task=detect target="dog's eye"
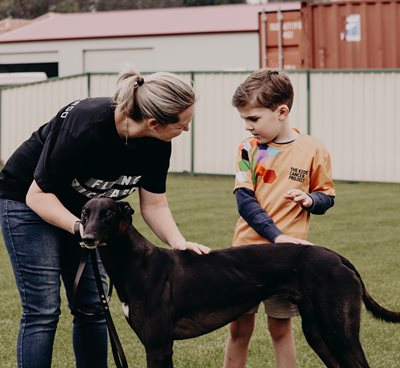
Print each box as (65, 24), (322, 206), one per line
(103, 210), (113, 218)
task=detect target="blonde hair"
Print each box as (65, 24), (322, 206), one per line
(113, 69), (195, 125)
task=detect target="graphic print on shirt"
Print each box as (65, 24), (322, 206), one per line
(71, 175), (141, 199)
(236, 139), (280, 186)
(288, 167), (309, 183)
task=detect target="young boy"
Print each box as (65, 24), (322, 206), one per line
(223, 69), (336, 368)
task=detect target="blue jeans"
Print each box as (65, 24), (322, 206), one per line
(0, 199), (108, 368)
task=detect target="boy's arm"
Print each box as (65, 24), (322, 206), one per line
(306, 192), (335, 215)
(235, 187), (282, 243)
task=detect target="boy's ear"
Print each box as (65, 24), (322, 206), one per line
(277, 105), (289, 119)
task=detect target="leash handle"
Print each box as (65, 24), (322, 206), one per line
(90, 250), (129, 368)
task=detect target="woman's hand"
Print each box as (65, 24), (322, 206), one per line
(274, 234), (313, 245)
(171, 240), (211, 255)
(284, 189), (313, 208)
(26, 180), (80, 234)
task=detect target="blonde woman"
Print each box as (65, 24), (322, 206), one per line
(0, 69), (210, 368)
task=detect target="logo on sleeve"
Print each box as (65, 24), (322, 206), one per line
(60, 100), (81, 118)
(288, 167), (309, 182)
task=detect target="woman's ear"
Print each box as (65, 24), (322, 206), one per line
(147, 118), (159, 131)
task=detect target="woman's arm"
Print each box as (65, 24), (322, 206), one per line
(139, 188), (210, 254)
(26, 180), (80, 234)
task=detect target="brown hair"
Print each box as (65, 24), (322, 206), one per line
(232, 69), (294, 111)
(113, 69), (195, 125)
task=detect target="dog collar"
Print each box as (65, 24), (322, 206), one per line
(74, 220), (82, 240)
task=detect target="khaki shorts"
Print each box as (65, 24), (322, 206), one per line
(246, 294), (299, 319)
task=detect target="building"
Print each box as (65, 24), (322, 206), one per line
(0, 3), (300, 77)
(0, 18), (32, 34)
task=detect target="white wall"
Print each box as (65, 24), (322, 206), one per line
(0, 33), (260, 77)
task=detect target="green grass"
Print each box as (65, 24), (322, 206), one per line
(1, 174), (400, 367)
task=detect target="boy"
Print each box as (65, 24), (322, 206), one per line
(223, 69), (335, 368)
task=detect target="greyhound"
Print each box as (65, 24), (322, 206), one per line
(80, 197), (400, 368)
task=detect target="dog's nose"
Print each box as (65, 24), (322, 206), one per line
(82, 233), (96, 246)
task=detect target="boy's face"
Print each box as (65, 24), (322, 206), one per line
(238, 104), (289, 144)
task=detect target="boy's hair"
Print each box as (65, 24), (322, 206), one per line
(114, 69), (195, 125)
(232, 69), (294, 111)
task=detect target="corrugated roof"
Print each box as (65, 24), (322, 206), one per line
(0, 2), (300, 43)
(0, 18), (32, 34)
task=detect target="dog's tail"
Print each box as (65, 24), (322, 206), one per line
(339, 255), (400, 323)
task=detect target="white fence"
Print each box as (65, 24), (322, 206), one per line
(1, 70), (399, 183)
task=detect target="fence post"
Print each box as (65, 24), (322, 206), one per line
(190, 71), (195, 176)
(0, 88), (2, 165)
(306, 69), (311, 135)
(87, 73), (91, 98)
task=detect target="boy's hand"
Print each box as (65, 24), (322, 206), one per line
(274, 234), (313, 245)
(284, 189), (313, 208)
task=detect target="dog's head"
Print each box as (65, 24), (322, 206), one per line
(80, 198), (134, 248)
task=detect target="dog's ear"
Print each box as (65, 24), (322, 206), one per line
(117, 201), (134, 224)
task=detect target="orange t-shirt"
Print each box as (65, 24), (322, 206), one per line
(232, 132), (335, 246)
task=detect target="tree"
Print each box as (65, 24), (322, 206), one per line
(6, 0), (50, 18)
(0, 0), (245, 19)
(184, 0), (245, 5)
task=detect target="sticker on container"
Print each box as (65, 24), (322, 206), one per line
(341, 14), (361, 42)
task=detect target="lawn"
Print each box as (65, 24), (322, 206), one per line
(1, 174), (399, 367)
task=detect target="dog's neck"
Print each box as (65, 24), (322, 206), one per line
(98, 221), (158, 303)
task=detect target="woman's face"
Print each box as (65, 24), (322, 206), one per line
(154, 105), (194, 142)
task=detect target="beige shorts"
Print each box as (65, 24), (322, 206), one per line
(246, 294), (299, 319)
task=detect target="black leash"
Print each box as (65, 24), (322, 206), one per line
(73, 248), (128, 368)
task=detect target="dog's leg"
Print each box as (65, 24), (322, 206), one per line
(299, 302), (341, 368)
(319, 308), (370, 368)
(136, 307), (175, 368)
(145, 341), (174, 368)
(309, 285), (370, 368)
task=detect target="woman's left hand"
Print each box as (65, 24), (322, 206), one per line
(171, 241), (212, 255)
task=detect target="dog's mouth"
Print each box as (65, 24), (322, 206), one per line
(80, 234), (107, 249)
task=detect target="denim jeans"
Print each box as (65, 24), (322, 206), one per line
(0, 198), (108, 368)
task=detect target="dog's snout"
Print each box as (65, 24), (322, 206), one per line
(82, 233), (96, 245)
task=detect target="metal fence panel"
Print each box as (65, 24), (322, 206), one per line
(89, 73), (118, 97)
(0, 76), (88, 162)
(193, 72), (249, 175)
(1, 71), (399, 183)
(310, 71), (400, 183)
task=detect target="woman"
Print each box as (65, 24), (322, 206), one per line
(0, 69), (210, 368)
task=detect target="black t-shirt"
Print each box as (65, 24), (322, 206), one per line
(0, 97), (171, 216)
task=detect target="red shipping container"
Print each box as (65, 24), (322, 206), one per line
(259, 9), (303, 69)
(259, 0), (400, 70)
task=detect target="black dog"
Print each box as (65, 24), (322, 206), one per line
(80, 197), (400, 368)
